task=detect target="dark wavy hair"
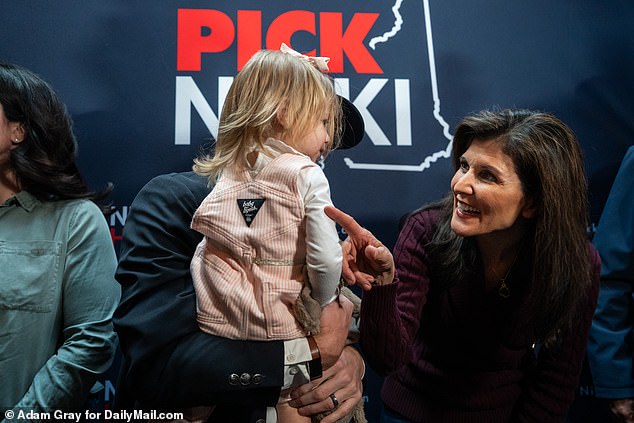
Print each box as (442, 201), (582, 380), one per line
(429, 108), (592, 344)
(0, 63), (112, 209)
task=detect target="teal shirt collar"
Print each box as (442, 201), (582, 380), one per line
(10, 191), (40, 211)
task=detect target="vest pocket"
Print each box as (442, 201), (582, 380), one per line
(192, 249), (229, 325)
(261, 266), (305, 338)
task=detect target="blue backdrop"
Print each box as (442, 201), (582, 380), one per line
(2, 1), (632, 421)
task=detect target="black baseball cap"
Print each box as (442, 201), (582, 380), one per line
(336, 96), (365, 150)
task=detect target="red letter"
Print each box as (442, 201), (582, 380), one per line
(237, 10), (263, 70)
(320, 12), (382, 74)
(110, 228), (123, 244)
(177, 9), (235, 71)
(266, 11), (317, 57)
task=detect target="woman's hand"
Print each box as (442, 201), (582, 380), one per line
(288, 346), (365, 423)
(325, 205), (395, 290)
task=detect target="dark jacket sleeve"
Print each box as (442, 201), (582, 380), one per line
(113, 172), (284, 409)
(587, 146), (634, 398)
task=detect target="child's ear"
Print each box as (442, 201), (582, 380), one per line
(276, 107), (288, 129)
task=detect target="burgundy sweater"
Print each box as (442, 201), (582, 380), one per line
(360, 207), (600, 423)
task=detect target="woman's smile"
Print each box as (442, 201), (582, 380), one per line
(455, 200), (481, 217)
(450, 138), (535, 242)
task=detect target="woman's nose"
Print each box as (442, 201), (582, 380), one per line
(452, 170), (474, 195)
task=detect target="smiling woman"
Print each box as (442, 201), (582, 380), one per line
(451, 138), (535, 244)
(326, 108), (601, 423)
(450, 137), (538, 294)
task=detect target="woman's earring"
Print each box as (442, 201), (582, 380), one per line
(11, 138), (21, 144)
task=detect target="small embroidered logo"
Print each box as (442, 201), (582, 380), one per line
(237, 198), (265, 226)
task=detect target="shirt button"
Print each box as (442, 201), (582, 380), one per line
(289, 366), (299, 375)
(287, 353), (296, 362)
(256, 420), (265, 423)
(229, 373), (240, 385)
(252, 374), (263, 384)
(240, 373), (252, 385)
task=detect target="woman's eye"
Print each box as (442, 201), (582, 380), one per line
(479, 171), (497, 182)
(459, 161), (469, 172)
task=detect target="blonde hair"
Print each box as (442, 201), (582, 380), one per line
(193, 49), (342, 181)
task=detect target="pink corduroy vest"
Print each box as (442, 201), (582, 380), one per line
(191, 153), (317, 340)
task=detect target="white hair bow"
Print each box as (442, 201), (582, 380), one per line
(280, 43), (330, 72)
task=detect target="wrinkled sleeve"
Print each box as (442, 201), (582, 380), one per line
(300, 165), (342, 306)
(113, 173), (284, 408)
(359, 210), (434, 375)
(13, 201), (119, 413)
(587, 146), (634, 399)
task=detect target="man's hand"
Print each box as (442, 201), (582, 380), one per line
(289, 347), (365, 423)
(609, 398), (634, 423)
(325, 205), (395, 290)
(313, 295), (353, 369)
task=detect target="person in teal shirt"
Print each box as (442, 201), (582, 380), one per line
(0, 63), (120, 417)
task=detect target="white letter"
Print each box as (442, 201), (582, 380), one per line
(174, 76), (219, 145)
(395, 79), (412, 146)
(109, 206), (128, 227)
(335, 77), (390, 146)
